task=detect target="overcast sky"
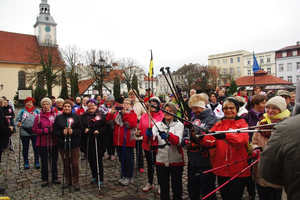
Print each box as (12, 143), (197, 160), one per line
(1, 0), (300, 75)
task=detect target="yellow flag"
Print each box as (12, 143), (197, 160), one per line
(149, 50), (153, 78)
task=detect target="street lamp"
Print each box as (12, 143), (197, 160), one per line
(201, 69), (206, 93)
(92, 58), (112, 97)
(0, 84), (3, 90)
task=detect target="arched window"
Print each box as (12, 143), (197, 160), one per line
(45, 34), (51, 44)
(18, 71), (26, 88)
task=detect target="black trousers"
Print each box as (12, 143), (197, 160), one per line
(144, 149), (156, 185)
(187, 164), (217, 200)
(256, 184), (282, 200)
(156, 165), (183, 200)
(106, 128), (115, 156)
(88, 152), (104, 182)
(135, 140), (144, 169)
(37, 146), (59, 182)
(217, 176), (247, 200)
(246, 158), (256, 198)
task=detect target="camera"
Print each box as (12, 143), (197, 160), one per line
(116, 106), (123, 110)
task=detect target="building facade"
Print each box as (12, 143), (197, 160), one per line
(208, 50), (251, 85)
(243, 51), (276, 76)
(276, 41), (300, 86)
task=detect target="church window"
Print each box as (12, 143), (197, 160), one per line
(18, 71), (26, 88)
(45, 34), (51, 44)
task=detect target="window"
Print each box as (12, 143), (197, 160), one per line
(18, 71), (26, 88)
(267, 68), (271, 74)
(297, 62), (300, 70)
(260, 58), (264, 64)
(288, 76), (292, 82)
(178, 76), (181, 80)
(145, 83), (147, 88)
(267, 57), (271, 63)
(279, 64), (284, 72)
(297, 75), (300, 82)
(237, 57), (240, 63)
(279, 76), (284, 79)
(287, 63), (292, 71)
(282, 52), (287, 57)
(237, 67), (241, 74)
(261, 68), (264, 71)
(160, 87), (162, 92)
(223, 80), (228, 85)
(223, 59), (227, 64)
(37, 72), (44, 89)
(230, 68), (234, 75)
(217, 60), (220, 65)
(247, 70), (251, 76)
(174, 76), (177, 81)
(247, 60), (251, 65)
(218, 69), (220, 74)
(211, 61), (214, 66)
(292, 51), (298, 56)
(223, 68), (227, 75)
(230, 58), (233, 64)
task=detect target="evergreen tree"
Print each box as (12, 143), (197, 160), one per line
(227, 80), (238, 96)
(113, 77), (120, 99)
(33, 86), (47, 107)
(132, 74), (139, 94)
(60, 69), (68, 99)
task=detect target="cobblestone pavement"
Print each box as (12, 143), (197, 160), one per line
(0, 111), (255, 199)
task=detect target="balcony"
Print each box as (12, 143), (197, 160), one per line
(220, 74), (230, 79)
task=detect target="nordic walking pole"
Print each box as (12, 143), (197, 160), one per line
(5, 137), (10, 181)
(201, 159), (259, 200)
(95, 134), (101, 193)
(86, 136), (89, 180)
(48, 126), (53, 187)
(11, 137), (23, 187)
(62, 135), (67, 196)
(46, 129), (50, 187)
(68, 132), (71, 194)
(19, 128), (21, 172)
(121, 126), (127, 179)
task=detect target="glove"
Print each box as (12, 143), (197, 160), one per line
(146, 128), (153, 137)
(183, 121), (192, 129)
(94, 133), (99, 138)
(159, 131), (170, 140)
(43, 128), (49, 134)
(213, 133), (226, 140)
(252, 147), (263, 157)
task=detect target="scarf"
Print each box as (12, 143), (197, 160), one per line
(115, 107), (136, 141)
(260, 109), (290, 124)
(25, 106), (36, 113)
(86, 110), (102, 127)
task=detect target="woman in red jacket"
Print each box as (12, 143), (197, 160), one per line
(106, 97), (137, 186)
(202, 98), (251, 200)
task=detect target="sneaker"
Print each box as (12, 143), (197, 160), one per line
(62, 182), (72, 189)
(142, 183), (154, 192)
(139, 168), (144, 173)
(35, 162), (40, 169)
(24, 162), (29, 170)
(157, 185), (161, 195)
(90, 178), (97, 184)
(52, 180), (61, 184)
(74, 183), (80, 191)
(98, 181), (104, 187)
(118, 177), (125, 183)
(111, 155), (116, 161)
(41, 181), (48, 187)
(121, 178), (133, 186)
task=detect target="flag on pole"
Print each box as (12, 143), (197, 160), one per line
(253, 52), (260, 73)
(149, 50), (153, 78)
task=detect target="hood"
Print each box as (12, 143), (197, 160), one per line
(194, 108), (213, 119)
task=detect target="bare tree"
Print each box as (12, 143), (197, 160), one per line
(177, 64), (201, 92)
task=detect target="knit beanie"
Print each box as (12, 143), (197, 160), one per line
(41, 97), (52, 106)
(63, 100), (74, 108)
(224, 98), (240, 112)
(24, 97), (35, 105)
(188, 94), (206, 109)
(163, 102), (178, 114)
(86, 98), (97, 105)
(107, 94), (115, 101)
(115, 96), (124, 104)
(266, 96), (286, 112)
(149, 97), (161, 107)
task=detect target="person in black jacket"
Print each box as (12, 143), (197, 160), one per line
(80, 98), (108, 187)
(182, 94), (218, 200)
(52, 100), (84, 191)
(0, 97), (13, 194)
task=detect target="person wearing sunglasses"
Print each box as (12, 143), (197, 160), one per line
(251, 96), (290, 200)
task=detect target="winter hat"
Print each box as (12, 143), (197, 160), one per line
(224, 97), (240, 112)
(86, 98), (97, 105)
(103, 94), (108, 97)
(63, 100), (74, 107)
(41, 97), (52, 106)
(107, 94), (115, 101)
(56, 98), (64, 103)
(116, 96), (124, 104)
(277, 90), (291, 97)
(235, 96), (246, 107)
(163, 102), (178, 114)
(149, 96), (161, 106)
(266, 96), (286, 112)
(24, 97), (35, 105)
(188, 94), (206, 109)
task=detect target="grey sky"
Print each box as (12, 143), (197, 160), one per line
(1, 0), (300, 75)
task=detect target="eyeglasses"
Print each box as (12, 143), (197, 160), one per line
(266, 106), (279, 110)
(123, 102), (131, 105)
(223, 107), (236, 110)
(129, 94), (135, 96)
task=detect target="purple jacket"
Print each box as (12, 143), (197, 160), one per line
(242, 108), (264, 142)
(32, 109), (58, 146)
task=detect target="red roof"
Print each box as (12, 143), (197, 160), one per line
(103, 70), (125, 81)
(223, 70), (293, 87)
(144, 75), (157, 81)
(0, 30), (64, 65)
(277, 43), (300, 51)
(78, 79), (95, 95)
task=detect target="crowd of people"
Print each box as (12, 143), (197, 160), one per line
(0, 84), (299, 199)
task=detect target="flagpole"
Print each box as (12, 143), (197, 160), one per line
(253, 52), (256, 95)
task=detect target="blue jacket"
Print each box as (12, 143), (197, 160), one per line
(16, 108), (40, 136)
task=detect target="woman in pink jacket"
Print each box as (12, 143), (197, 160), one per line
(32, 98), (61, 187)
(106, 97), (137, 186)
(138, 97), (164, 192)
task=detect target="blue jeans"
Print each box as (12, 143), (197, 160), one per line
(116, 146), (134, 179)
(21, 135), (39, 163)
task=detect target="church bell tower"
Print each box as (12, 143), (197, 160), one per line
(33, 0), (57, 46)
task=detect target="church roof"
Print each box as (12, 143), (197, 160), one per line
(0, 30), (64, 65)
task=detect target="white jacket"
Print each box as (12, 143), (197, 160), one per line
(207, 103), (224, 120)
